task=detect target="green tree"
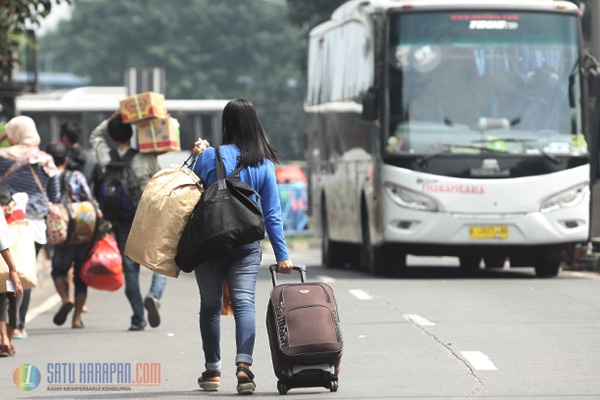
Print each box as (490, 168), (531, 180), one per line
(285, 0), (347, 77)
(286, 0), (347, 34)
(1, 0), (71, 118)
(1, 0), (72, 81)
(40, 0), (305, 159)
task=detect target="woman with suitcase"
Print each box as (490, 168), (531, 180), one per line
(190, 98), (293, 394)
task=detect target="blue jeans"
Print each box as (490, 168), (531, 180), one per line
(113, 224), (167, 327)
(194, 242), (262, 371)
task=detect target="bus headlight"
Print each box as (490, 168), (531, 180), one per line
(384, 182), (438, 211)
(540, 183), (587, 213)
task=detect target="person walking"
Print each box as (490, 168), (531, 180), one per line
(190, 98), (293, 394)
(45, 142), (95, 329)
(0, 116), (60, 339)
(0, 190), (24, 357)
(89, 112), (166, 331)
(59, 121), (100, 192)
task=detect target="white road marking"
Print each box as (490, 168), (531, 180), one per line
(460, 351), (497, 370)
(403, 314), (435, 326)
(316, 275), (336, 283)
(349, 289), (372, 300)
(25, 293), (60, 323)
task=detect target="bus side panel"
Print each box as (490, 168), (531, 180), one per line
(308, 105), (372, 245)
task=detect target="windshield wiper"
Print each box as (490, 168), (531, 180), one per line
(416, 144), (507, 167)
(472, 138), (559, 164)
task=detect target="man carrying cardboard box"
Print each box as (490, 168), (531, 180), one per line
(90, 111), (166, 331)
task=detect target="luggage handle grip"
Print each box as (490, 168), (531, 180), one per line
(269, 264), (306, 287)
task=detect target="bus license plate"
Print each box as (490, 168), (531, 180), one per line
(469, 226), (508, 239)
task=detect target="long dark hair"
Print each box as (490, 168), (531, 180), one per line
(221, 98), (279, 167)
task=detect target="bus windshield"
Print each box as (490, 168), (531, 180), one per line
(387, 11), (586, 156)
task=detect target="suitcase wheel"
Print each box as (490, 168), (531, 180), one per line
(277, 381), (289, 394)
(329, 379), (338, 392)
(277, 380), (289, 395)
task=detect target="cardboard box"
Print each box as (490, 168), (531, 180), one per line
(136, 116), (181, 154)
(119, 91), (168, 123)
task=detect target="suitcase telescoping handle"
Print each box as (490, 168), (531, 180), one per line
(269, 264), (306, 287)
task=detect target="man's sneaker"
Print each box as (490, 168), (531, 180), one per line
(128, 324), (145, 331)
(144, 296), (161, 328)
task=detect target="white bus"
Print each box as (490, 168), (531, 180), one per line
(306, 0), (600, 277)
(14, 86), (229, 167)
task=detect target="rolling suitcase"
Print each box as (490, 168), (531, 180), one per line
(266, 264), (342, 395)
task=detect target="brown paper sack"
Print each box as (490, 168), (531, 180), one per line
(125, 164), (202, 278)
(0, 220), (38, 292)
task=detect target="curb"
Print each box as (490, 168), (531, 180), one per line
(582, 255), (600, 273)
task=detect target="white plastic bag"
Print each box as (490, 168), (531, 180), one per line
(0, 220), (37, 291)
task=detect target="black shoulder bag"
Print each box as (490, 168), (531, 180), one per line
(175, 146), (266, 272)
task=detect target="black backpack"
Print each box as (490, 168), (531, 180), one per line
(95, 148), (142, 223)
(175, 146), (266, 272)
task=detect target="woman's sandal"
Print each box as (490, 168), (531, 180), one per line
(72, 321), (85, 329)
(53, 302), (74, 326)
(197, 370), (220, 391)
(236, 366), (256, 395)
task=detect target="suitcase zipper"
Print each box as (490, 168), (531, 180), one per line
(278, 283), (332, 307)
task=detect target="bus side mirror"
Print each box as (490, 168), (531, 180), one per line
(362, 87), (378, 120)
(588, 68), (600, 98)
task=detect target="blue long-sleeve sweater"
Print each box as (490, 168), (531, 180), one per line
(190, 145), (289, 262)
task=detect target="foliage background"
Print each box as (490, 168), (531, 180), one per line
(38, 0), (333, 160)
(12, 0), (595, 159)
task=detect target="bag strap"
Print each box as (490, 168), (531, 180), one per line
(28, 164), (52, 208)
(216, 146), (244, 179)
(215, 147), (255, 194)
(218, 148), (262, 200)
(0, 154), (30, 183)
(58, 171), (70, 203)
(108, 148), (137, 165)
(215, 146), (227, 190)
(229, 162), (245, 179)
(108, 148), (119, 163)
(121, 148), (137, 165)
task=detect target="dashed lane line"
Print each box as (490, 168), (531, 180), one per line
(403, 314), (436, 326)
(316, 275), (336, 283)
(25, 293), (60, 323)
(349, 289), (372, 300)
(460, 351), (497, 371)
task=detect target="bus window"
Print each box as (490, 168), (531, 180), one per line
(21, 112), (51, 147)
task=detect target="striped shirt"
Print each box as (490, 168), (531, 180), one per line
(0, 158), (61, 218)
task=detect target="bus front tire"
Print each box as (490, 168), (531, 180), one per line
(483, 256), (506, 269)
(322, 234), (345, 269)
(459, 255), (481, 271)
(534, 259), (560, 278)
(363, 243), (405, 276)
(321, 204), (343, 269)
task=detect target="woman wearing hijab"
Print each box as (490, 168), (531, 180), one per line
(0, 116), (60, 339)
